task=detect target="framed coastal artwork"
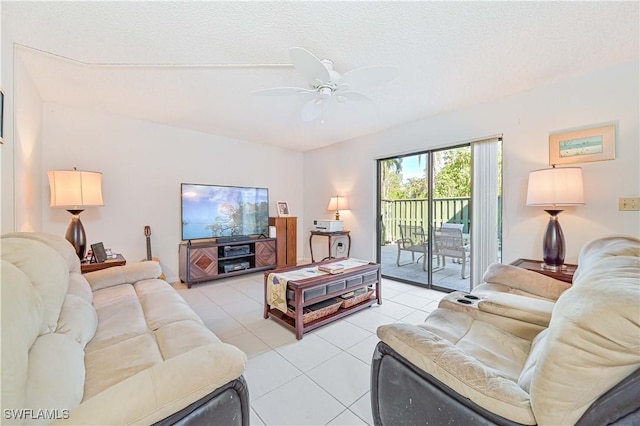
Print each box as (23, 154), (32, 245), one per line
(549, 124), (615, 165)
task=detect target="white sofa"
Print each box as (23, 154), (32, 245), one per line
(372, 235), (640, 425)
(1, 232), (249, 425)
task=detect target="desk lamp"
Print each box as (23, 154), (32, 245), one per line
(48, 168), (104, 259)
(327, 195), (349, 220)
(526, 166), (584, 270)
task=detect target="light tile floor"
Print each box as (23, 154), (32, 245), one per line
(174, 273), (446, 426)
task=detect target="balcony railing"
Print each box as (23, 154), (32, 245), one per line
(381, 197), (470, 244)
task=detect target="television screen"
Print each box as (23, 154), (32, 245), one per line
(181, 183), (269, 240)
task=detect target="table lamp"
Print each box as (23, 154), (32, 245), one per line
(327, 195), (349, 220)
(48, 168), (104, 259)
(526, 166), (584, 270)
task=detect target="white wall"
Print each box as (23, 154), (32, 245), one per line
(0, 40), (43, 235)
(6, 60), (638, 280)
(1, 27), (16, 233)
(303, 61), (640, 265)
(41, 104), (304, 281)
(14, 54), (43, 231)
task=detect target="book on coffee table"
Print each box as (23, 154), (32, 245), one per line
(318, 264), (344, 274)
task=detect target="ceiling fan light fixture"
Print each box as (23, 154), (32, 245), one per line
(319, 87), (332, 98)
(253, 47), (398, 123)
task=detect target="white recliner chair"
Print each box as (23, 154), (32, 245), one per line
(372, 236), (640, 425)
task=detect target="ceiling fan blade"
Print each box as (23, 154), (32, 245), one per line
(290, 47), (330, 86)
(251, 87), (314, 96)
(335, 91), (375, 105)
(338, 66), (398, 92)
(301, 98), (323, 122)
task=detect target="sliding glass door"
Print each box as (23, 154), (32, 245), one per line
(430, 146), (472, 291)
(377, 139), (502, 292)
(378, 152), (431, 286)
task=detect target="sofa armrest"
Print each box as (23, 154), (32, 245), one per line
(153, 376), (249, 426)
(377, 322), (535, 425)
(84, 261), (163, 291)
(477, 293), (555, 327)
(52, 343), (247, 425)
(482, 263), (571, 300)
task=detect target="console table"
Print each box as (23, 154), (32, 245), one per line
(264, 259), (381, 339)
(309, 230), (351, 262)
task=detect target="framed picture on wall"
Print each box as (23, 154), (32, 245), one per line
(549, 124), (615, 165)
(277, 201), (291, 217)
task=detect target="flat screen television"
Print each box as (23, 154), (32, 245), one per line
(181, 183), (269, 241)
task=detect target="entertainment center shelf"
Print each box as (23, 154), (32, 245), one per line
(179, 238), (276, 288)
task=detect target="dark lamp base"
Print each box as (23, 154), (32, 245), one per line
(542, 209), (566, 267)
(540, 263), (568, 272)
(65, 209), (87, 259)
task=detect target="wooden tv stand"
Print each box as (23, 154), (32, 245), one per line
(179, 237), (276, 288)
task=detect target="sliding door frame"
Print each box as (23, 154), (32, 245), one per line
(376, 136), (502, 291)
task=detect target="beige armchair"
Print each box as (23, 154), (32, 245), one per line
(372, 235), (640, 426)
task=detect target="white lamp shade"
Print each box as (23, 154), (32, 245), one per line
(327, 196), (349, 211)
(48, 170), (104, 208)
(526, 167), (585, 206)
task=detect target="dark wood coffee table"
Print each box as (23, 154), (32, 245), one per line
(264, 259), (381, 339)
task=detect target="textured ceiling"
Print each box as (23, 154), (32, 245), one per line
(3, 1), (638, 151)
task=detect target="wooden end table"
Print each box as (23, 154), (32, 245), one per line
(510, 258), (577, 283)
(81, 254), (126, 273)
(309, 230), (351, 262)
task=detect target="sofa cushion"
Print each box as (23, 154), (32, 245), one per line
(55, 344), (247, 425)
(2, 232), (81, 274)
(479, 263), (571, 301)
(477, 293), (555, 327)
(134, 279), (203, 330)
(85, 261), (162, 292)
(378, 309), (536, 425)
(85, 277), (230, 400)
(1, 260), (45, 415)
(573, 235), (640, 284)
(438, 292), (546, 341)
(1, 238), (68, 335)
(56, 294), (98, 347)
(154, 320), (222, 360)
(84, 333), (163, 400)
(517, 329), (547, 393)
(88, 284), (150, 351)
(528, 253), (640, 425)
(420, 309), (531, 381)
(25, 333), (85, 424)
(68, 273), (93, 304)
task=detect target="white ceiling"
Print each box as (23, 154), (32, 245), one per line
(3, 1), (638, 151)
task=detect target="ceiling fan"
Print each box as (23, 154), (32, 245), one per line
(252, 47), (398, 123)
